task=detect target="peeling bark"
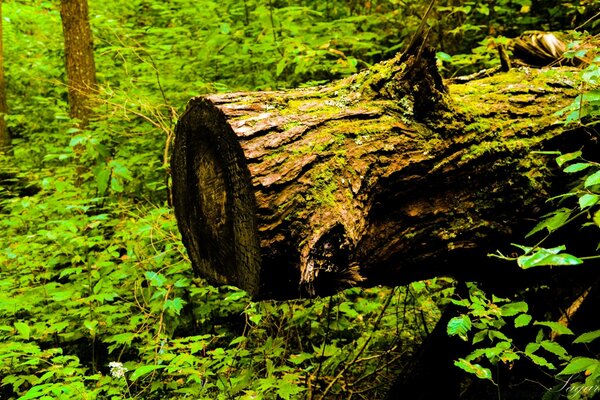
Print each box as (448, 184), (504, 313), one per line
(171, 44), (593, 299)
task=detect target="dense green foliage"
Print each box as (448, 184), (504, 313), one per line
(0, 0), (598, 399)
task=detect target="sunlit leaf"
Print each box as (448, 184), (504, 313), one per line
(514, 314), (532, 328)
(557, 357), (598, 376)
(555, 151), (581, 167)
(447, 315), (472, 341)
(578, 193), (599, 209)
(584, 170), (600, 187)
(454, 358), (492, 380)
(130, 365), (165, 381)
(500, 301), (528, 317)
(573, 329), (600, 344)
(534, 321), (574, 336)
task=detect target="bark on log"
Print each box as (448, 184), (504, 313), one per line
(171, 44), (593, 299)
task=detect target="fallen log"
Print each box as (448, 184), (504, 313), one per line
(171, 42), (593, 299)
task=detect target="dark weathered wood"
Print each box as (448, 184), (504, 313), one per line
(171, 44), (593, 299)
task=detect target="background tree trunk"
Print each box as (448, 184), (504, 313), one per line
(60, 0), (97, 127)
(171, 45), (597, 300)
(0, 0), (10, 154)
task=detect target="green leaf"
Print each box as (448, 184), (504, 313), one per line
(525, 342), (540, 354)
(110, 177), (124, 193)
(163, 297), (186, 315)
(500, 301), (528, 317)
(557, 357), (598, 376)
(109, 160), (133, 181)
(130, 365), (165, 382)
(224, 290), (247, 301)
(556, 151), (582, 167)
(276, 58), (287, 77)
(526, 209), (571, 238)
(84, 320), (98, 332)
(573, 329), (600, 344)
(473, 329), (488, 345)
(514, 314), (532, 328)
(518, 248), (583, 269)
(108, 332), (135, 345)
(436, 51), (452, 62)
(584, 170), (600, 187)
(447, 315), (472, 341)
(145, 271), (167, 288)
(563, 162), (592, 173)
(289, 352), (313, 365)
(534, 321), (574, 336)
(540, 341), (569, 360)
(277, 375), (304, 399)
(526, 352), (555, 369)
(579, 193), (599, 209)
(488, 330), (511, 342)
(174, 278), (190, 288)
(454, 358), (492, 380)
(14, 322), (30, 340)
(594, 210), (600, 227)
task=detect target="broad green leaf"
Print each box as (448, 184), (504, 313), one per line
(525, 342), (540, 354)
(130, 365), (165, 382)
(276, 58), (287, 77)
(108, 332), (135, 345)
(500, 301), (528, 317)
(447, 315), (472, 341)
(563, 162), (592, 173)
(14, 322), (30, 340)
(526, 353), (555, 369)
(473, 329), (488, 345)
(515, 314), (532, 328)
(518, 248), (583, 269)
(110, 177), (124, 193)
(277, 375), (304, 400)
(557, 357), (598, 376)
(555, 151), (582, 167)
(174, 278), (190, 288)
(534, 321), (574, 336)
(224, 290), (247, 301)
(488, 330), (511, 342)
(525, 209), (571, 238)
(145, 271), (166, 288)
(584, 170), (600, 187)
(109, 160), (133, 181)
(579, 193), (599, 209)
(289, 352), (313, 365)
(93, 166), (111, 195)
(454, 358), (492, 380)
(540, 341), (569, 360)
(436, 51), (452, 62)
(163, 298), (186, 315)
(84, 320), (98, 332)
(573, 329), (600, 344)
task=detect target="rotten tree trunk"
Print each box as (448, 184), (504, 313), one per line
(171, 45), (589, 299)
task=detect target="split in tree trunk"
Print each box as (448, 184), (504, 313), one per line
(171, 42), (597, 299)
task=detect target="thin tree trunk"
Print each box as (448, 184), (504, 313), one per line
(0, 0), (11, 154)
(59, 0), (97, 127)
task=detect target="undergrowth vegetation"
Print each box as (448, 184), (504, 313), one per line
(0, 0), (598, 398)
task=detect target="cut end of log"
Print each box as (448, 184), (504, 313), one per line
(171, 97), (262, 296)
